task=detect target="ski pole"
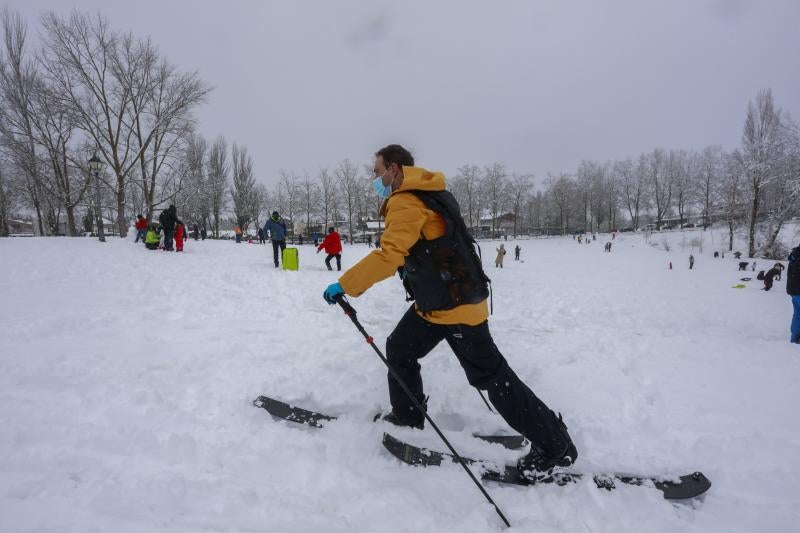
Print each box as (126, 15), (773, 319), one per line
(476, 389), (494, 413)
(334, 295), (511, 529)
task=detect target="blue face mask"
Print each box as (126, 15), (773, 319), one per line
(372, 174), (392, 199)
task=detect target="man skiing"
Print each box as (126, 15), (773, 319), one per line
(317, 227), (343, 271)
(322, 144), (577, 481)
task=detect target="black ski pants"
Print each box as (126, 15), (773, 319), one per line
(272, 239), (286, 267)
(325, 253), (342, 271)
(385, 305), (569, 457)
(163, 228), (174, 251)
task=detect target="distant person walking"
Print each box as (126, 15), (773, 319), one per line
(134, 214), (148, 243)
(495, 243), (507, 268)
(317, 227), (343, 271)
(514, 245), (521, 261)
(689, 254), (695, 270)
(787, 245), (800, 344)
(265, 211), (288, 268)
(158, 205), (177, 251)
(257, 227), (265, 244)
(234, 225), (243, 243)
(192, 223), (199, 241)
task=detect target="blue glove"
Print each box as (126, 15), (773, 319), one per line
(323, 282), (344, 305)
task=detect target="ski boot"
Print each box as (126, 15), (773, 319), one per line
(374, 397), (427, 430)
(517, 414), (578, 483)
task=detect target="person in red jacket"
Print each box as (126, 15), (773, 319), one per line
(175, 220), (186, 252)
(134, 214), (148, 243)
(316, 227), (342, 271)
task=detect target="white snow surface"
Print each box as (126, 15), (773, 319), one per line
(1, 232), (799, 532)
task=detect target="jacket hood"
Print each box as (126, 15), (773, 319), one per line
(394, 166), (446, 194)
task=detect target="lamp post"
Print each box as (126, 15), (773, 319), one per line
(88, 153), (105, 243)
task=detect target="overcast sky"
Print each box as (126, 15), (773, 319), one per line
(10, 0), (800, 185)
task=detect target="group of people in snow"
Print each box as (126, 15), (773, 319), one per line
(134, 205), (201, 252)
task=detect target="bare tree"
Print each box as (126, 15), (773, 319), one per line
(696, 146), (722, 229)
(0, 158), (10, 235)
(27, 77), (92, 236)
(277, 170), (299, 238)
(206, 135), (228, 237)
(181, 132), (208, 228)
(40, 11), (209, 237)
(719, 152), (743, 252)
(317, 167), (336, 231)
(335, 158), (360, 243)
(618, 157), (644, 230)
(249, 182), (269, 232)
(546, 173), (574, 235)
(0, 8), (47, 234)
(647, 148), (671, 229)
(298, 172), (319, 238)
(508, 173), (532, 238)
(482, 162), (508, 235)
(759, 115), (800, 256)
(127, 44), (209, 220)
(737, 89), (786, 257)
(451, 164), (482, 231)
(669, 149), (692, 226)
(230, 142), (255, 230)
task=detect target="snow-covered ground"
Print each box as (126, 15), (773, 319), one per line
(1, 232), (798, 532)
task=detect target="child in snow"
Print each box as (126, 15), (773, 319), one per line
(495, 244), (506, 268)
(134, 214), (148, 243)
(689, 254), (695, 270)
(174, 220), (186, 252)
(144, 224), (161, 250)
(514, 245), (521, 261)
(317, 227), (343, 271)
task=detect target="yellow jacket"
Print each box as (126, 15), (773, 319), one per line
(338, 166), (489, 326)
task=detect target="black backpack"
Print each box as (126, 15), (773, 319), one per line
(400, 190), (491, 313)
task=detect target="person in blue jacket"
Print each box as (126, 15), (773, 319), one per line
(787, 244), (800, 344)
(264, 211), (288, 268)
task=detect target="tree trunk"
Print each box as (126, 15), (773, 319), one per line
(116, 175), (127, 237)
(728, 219), (734, 251)
(748, 182), (759, 257)
(94, 172), (106, 242)
(66, 205), (77, 236)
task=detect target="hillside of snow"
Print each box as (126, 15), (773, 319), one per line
(1, 232), (798, 532)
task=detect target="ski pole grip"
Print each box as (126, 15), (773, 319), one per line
(335, 295), (356, 317)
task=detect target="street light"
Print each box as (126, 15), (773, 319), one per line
(88, 153), (106, 242)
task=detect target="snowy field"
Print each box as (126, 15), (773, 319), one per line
(1, 232), (799, 533)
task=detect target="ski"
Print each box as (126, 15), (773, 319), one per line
(253, 395), (528, 450)
(382, 432), (711, 501)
